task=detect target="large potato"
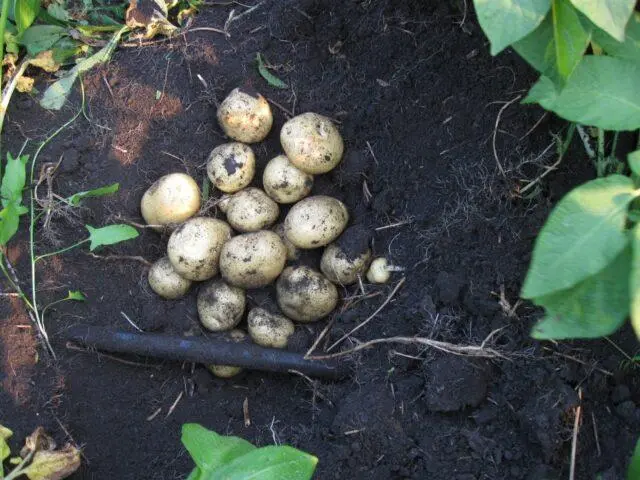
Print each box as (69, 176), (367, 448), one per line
(280, 112), (344, 174)
(273, 223), (299, 261)
(217, 87), (273, 143)
(220, 231), (287, 288)
(284, 195), (348, 249)
(197, 279), (245, 331)
(262, 154), (313, 204)
(276, 266), (338, 322)
(148, 257), (192, 299)
(247, 308), (295, 349)
(167, 217), (232, 281)
(225, 188), (279, 232)
(206, 143), (255, 193)
(140, 173), (200, 228)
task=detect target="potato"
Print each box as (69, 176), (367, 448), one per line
(273, 223), (299, 261)
(206, 143), (256, 193)
(148, 257), (192, 299)
(276, 266), (338, 322)
(208, 329), (247, 378)
(321, 244), (371, 285)
(167, 217), (232, 281)
(140, 173), (200, 229)
(225, 188), (279, 232)
(284, 195), (348, 249)
(262, 154), (314, 204)
(247, 308), (295, 349)
(280, 112), (344, 174)
(220, 231), (287, 288)
(366, 257), (390, 283)
(197, 279), (246, 331)
(217, 87), (273, 143)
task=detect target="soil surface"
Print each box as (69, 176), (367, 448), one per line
(2, 1), (640, 479)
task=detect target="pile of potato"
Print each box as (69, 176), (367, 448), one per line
(142, 87), (392, 377)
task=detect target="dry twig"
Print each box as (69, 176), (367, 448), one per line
(569, 389), (583, 480)
(492, 95), (522, 177)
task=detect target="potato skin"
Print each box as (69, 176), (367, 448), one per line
(262, 154), (313, 204)
(225, 188), (280, 232)
(217, 87), (273, 143)
(280, 112), (344, 174)
(273, 223), (299, 261)
(367, 257), (391, 284)
(276, 266), (338, 322)
(140, 173), (200, 228)
(148, 257), (192, 299)
(207, 143), (256, 193)
(197, 279), (246, 331)
(247, 307), (295, 349)
(167, 217), (232, 281)
(208, 329), (247, 377)
(220, 231), (287, 288)
(284, 195), (349, 249)
(320, 244), (371, 285)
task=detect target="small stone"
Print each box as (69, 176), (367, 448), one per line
(611, 385), (631, 405)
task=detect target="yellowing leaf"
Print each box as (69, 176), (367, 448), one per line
(20, 427), (56, 458)
(126, 0), (177, 38)
(17, 76), (35, 93)
(1, 424), (13, 464)
(22, 445), (81, 480)
(30, 50), (62, 73)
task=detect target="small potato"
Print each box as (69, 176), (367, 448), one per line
(366, 257), (390, 283)
(220, 231), (287, 288)
(280, 112), (344, 174)
(247, 308), (295, 349)
(167, 217), (232, 281)
(197, 279), (246, 331)
(273, 223), (299, 261)
(262, 154), (314, 204)
(217, 87), (273, 143)
(225, 188), (279, 232)
(148, 257), (192, 299)
(276, 266), (338, 322)
(284, 195), (348, 249)
(321, 244), (371, 285)
(207, 143), (256, 193)
(208, 329), (247, 378)
(140, 173), (200, 229)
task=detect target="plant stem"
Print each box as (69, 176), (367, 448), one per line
(0, 0), (11, 94)
(35, 239), (90, 263)
(0, 253), (35, 312)
(0, 58), (30, 144)
(4, 450), (34, 480)
(596, 128), (606, 177)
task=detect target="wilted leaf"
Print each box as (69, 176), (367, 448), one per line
(85, 224), (139, 251)
(22, 444), (81, 480)
(126, 0), (177, 38)
(66, 183), (119, 206)
(21, 427), (56, 458)
(256, 53), (288, 89)
(30, 50), (62, 73)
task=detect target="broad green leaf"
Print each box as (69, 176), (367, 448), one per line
(66, 183), (119, 206)
(629, 437), (640, 480)
(66, 290), (86, 301)
(531, 245), (631, 339)
(473, 0), (552, 55)
(14, 0), (41, 32)
(256, 53), (288, 89)
(205, 446), (318, 480)
(186, 468), (204, 480)
(47, 2), (71, 22)
(551, 0), (590, 79)
(631, 225), (640, 340)
(0, 203), (27, 246)
(513, 12), (555, 73)
(85, 224), (139, 251)
(592, 12), (640, 63)
(0, 424), (12, 476)
(19, 25), (69, 56)
(569, 0), (635, 42)
(629, 150), (640, 176)
(181, 424), (255, 472)
(521, 174), (636, 298)
(522, 74), (559, 104)
(1, 153), (28, 207)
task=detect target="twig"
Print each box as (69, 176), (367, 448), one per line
(65, 342), (161, 368)
(243, 397), (251, 427)
(166, 391), (184, 418)
(576, 125), (596, 159)
(375, 219), (413, 231)
(519, 112), (548, 141)
(147, 408), (162, 421)
(366, 141), (379, 166)
(121, 311), (144, 332)
(591, 412), (601, 457)
(87, 252), (152, 267)
(327, 277), (405, 352)
(492, 95), (522, 177)
(266, 97), (293, 118)
(569, 389), (583, 480)
(305, 316), (336, 358)
(225, 1), (263, 26)
(549, 350), (612, 377)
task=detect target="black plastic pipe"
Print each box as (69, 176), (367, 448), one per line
(63, 325), (346, 380)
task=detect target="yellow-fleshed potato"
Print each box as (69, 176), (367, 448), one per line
(247, 307), (295, 349)
(366, 257), (404, 283)
(148, 257), (192, 299)
(217, 87), (273, 143)
(284, 195), (348, 249)
(208, 329), (247, 378)
(140, 173), (200, 229)
(262, 154), (314, 204)
(273, 223), (299, 261)
(276, 266), (338, 322)
(321, 244), (371, 285)
(167, 217), (232, 281)
(206, 143), (256, 193)
(225, 188), (280, 232)
(220, 231), (287, 288)
(280, 112), (344, 174)
(197, 279), (246, 331)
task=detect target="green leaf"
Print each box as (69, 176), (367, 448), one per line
(0, 424), (12, 477)
(1, 153), (28, 207)
(186, 468), (204, 480)
(256, 53), (288, 89)
(521, 174), (636, 299)
(47, 2), (71, 22)
(531, 245), (631, 339)
(205, 446), (318, 480)
(0, 203), (26, 246)
(473, 0), (552, 55)
(513, 12), (555, 73)
(592, 12), (640, 63)
(14, 0), (41, 32)
(66, 290), (86, 301)
(629, 437), (640, 480)
(631, 224), (640, 340)
(66, 183), (119, 206)
(569, 0), (635, 42)
(85, 224), (139, 251)
(629, 150), (640, 176)
(551, 0), (590, 80)
(522, 74), (560, 104)
(181, 424), (256, 472)
(19, 25), (69, 56)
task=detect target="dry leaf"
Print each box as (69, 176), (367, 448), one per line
(22, 444), (81, 480)
(21, 427), (56, 458)
(30, 50), (61, 73)
(126, 0), (177, 38)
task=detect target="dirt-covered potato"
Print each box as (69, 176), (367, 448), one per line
(225, 188), (279, 232)
(276, 266), (338, 322)
(167, 217), (232, 281)
(220, 231), (287, 288)
(217, 87), (273, 143)
(273, 223), (299, 261)
(366, 257), (390, 283)
(208, 329), (247, 378)
(280, 112), (344, 174)
(140, 173), (200, 229)
(247, 307), (295, 349)
(262, 154), (314, 204)
(206, 143), (256, 193)
(147, 257), (192, 299)
(321, 244), (371, 285)
(284, 195), (348, 249)
(197, 279), (246, 331)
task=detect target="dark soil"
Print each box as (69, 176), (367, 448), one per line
(2, 1), (640, 479)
